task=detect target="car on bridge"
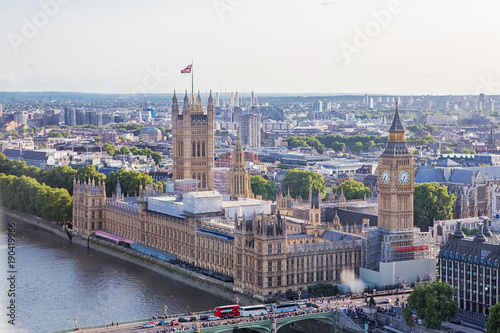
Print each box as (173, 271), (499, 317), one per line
(178, 317), (189, 322)
(157, 320), (169, 325)
(170, 320), (180, 326)
(142, 322), (155, 328)
(207, 315), (220, 321)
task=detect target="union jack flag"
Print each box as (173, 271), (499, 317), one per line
(180, 64), (192, 74)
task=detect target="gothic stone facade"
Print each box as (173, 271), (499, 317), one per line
(73, 181), (361, 298)
(172, 92), (215, 190)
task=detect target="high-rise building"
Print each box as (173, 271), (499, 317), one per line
(64, 107), (76, 126)
(88, 110), (103, 126)
(229, 127), (252, 200)
(172, 91), (215, 190)
(313, 101), (323, 112)
(14, 111), (27, 126)
(377, 102), (414, 230)
(75, 108), (86, 125)
(240, 113), (261, 148)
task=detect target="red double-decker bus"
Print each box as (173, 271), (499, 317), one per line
(214, 304), (240, 318)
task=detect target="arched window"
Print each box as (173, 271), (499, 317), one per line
(202, 141), (206, 157)
(192, 142), (196, 157)
(192, 173), (196, 180)
(197, 142), (201, 157)
(202, 173), (206, 188)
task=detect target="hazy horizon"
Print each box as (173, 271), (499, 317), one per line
(1, 0), (499, 95)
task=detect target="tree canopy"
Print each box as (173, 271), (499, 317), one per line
(0, 173), (72, 224)
(281, 169), (326, 200)
(105, 169), (155, 197)
(403, 282), (457, 329)
(414, 182), (456, 231)
(332, 180), (372, 200)
(486, 301), (500, 333)
(250, 176), (277, 201)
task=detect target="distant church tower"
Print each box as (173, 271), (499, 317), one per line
(172, 91), (215, 190)
(377, 101), (414, 229)
(230, 127), (253, 199)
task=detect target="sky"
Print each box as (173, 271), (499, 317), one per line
(0, 0), (499, 95)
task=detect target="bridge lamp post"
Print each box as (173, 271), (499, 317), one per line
(298, 290), (302, 301)
(236, 297), (240, 305)
(164, 305), (168, 318)
(74, 316), (79, 329)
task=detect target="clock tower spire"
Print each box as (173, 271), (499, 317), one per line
(377, 100), (414, 230)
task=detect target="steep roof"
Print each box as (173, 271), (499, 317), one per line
(414, 167), (446, 184)
(436, 158), (460, 167)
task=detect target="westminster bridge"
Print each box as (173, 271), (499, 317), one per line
(58, 308), (343, 333)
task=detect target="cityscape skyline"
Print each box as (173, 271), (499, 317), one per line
(1, 0), (499, 95)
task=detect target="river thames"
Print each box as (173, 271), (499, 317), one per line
(0, 214), (228, 333)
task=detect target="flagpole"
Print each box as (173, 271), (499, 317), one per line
(191, 61), (194, 96)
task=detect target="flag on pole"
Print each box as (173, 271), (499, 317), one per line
(181, 64), (192, 74)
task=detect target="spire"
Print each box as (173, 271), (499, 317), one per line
(389, 98), (404, 132)
(236, 125), (242, 147)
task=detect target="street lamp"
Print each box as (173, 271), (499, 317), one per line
(164, 305), (168, 318)
(298, 290), (302, 301)
(74, 316), (79, 330)
(236, 297), (240, 305)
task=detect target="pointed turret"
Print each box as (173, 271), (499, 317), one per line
(172, 90), (179, 116)
(182, 90), (191, 116)
(207, 90), (214, 116)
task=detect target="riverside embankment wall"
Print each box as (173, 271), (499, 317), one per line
(0, 207), (258, 305)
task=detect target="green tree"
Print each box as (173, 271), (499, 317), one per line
(281, 169), (326, 199)
(287, 138), (307, 149)
(61, 131), (71, 138)
(350, 142), (364, 154)
(311, 283), (339, 297)
(151, 152), (162, 165)
(47, 131), (63, 138)
(403, 282), (457, 329)
(118, 145), (131, 155)
(251, 176), (277, 201)
(104, 142), (116, 156)
(486, 302), (500, 333)
(338, 180), (372, 200)
(332, 142), (346, 153)
(414, 182), (456, 231)
(441, 148), (454, 154)
(75, 165), (105, 184)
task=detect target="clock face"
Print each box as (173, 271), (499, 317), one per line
(399, 170), (411, 185)
(380, 170), (390, 184)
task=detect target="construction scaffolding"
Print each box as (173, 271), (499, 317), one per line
(363, 227), (435, 271)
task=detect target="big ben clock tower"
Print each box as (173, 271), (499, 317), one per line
(378, 102), (414, 230)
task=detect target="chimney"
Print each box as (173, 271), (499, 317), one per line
(453, 221), (465, 239)
(474, 223), (486, 242)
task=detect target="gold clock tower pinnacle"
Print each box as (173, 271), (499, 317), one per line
(377, 101), (414, 230)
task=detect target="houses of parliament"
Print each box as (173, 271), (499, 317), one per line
(73, 93), (418, 298)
